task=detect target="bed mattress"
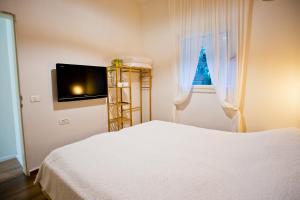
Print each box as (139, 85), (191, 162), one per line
(35, 121), (300, 200)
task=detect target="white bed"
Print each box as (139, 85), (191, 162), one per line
(35, 120), (300, 200)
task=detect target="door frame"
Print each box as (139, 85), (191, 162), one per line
(0, 11), (29, 175)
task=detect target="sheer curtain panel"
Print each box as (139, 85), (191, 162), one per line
(169, 0), (253, 131)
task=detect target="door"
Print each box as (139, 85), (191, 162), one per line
(0, 12), (27, 174)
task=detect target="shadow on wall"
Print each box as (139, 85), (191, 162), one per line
(51, 69), (106, 110)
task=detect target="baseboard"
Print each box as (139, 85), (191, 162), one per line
(0, 154), (16, 163)
(29, 167), (40, 176)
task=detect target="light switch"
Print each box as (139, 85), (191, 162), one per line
(58, 118), (70, 125)
(30, 95), (41, 103)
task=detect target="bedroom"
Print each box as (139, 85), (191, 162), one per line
(0, 0), (299, 199)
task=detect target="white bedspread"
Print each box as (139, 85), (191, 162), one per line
(35, 121), (300, 200)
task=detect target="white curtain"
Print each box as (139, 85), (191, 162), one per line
(169, 0), (253, 131)
(169, 0), (204, 106)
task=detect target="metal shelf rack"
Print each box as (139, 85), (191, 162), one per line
(106, 60), (152, 132)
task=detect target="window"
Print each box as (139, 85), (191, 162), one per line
(192, 48), (212, 86)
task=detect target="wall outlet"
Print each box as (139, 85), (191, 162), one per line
(58, 118), (70, 125)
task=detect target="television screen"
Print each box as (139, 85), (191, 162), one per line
(56, 63), (107, 102)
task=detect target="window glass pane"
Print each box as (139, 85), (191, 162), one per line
(192, 48), (212, 85)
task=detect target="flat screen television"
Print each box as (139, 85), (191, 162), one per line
(56, 63), (107, 102)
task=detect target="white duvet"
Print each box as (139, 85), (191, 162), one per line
(36, 121), (300, 200)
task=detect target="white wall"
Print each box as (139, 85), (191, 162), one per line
(244, 0), (300, 131)
(140, 0), (174, 122)
(176, 92), (232, 131)
(0, 0), (143, 171)
(0, 15), (17, 162)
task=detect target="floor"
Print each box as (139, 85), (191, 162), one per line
(0, 159), (46, 200)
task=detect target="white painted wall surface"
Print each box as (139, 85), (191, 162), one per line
(244, 0), (300, 131)
(140, 0), (175, 122)
(0, 0), (143, 171)
(176, 92), (232, 131)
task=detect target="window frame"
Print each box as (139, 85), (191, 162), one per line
(192, 84), (215, 93)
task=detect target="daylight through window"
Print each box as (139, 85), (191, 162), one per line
(192, 48), (212, 86)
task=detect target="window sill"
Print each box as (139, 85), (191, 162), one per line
(192, 85), (215, 93)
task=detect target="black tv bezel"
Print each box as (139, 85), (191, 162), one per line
(56, 63), (108, 102)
